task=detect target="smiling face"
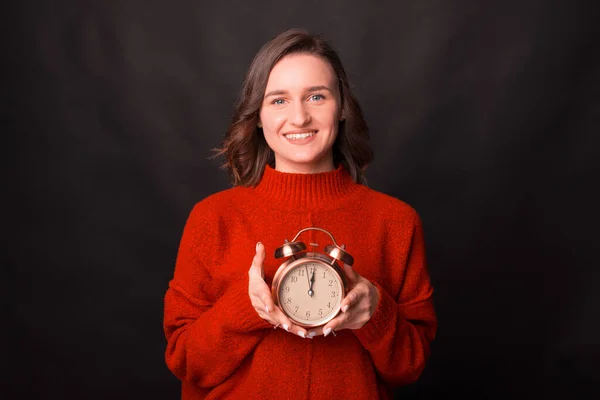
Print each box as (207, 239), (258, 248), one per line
(259, 53), (343, 174)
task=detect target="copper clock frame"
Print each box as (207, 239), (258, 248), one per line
(271, 227), (354, 328)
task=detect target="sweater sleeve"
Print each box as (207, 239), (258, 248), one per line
(163, 205), (272, 388)
(353, 212), (437, 386)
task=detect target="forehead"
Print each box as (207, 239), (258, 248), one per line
(265, 53), (336, 90)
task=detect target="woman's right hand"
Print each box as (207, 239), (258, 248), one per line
(248, 242), (308, 338)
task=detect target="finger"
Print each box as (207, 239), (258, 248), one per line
(260, 288), (276, 315)
(306, 326), (324, 338)
(249, 276), (274, 314)
(276, 321), (308, 338)
(343, 263), (360, 283)
(270, 316), (308, 339)
(340, 285), (361, 313)
(322, 311), (350, 337)
(251, 298), (287, 327)
(250, 242), (266, 279)
(248, 264), (261, 279)
(292, 324), (309, 338)
(269, 306), (296, 334)
(253, 308), (277, 325)
(250, 294), (272, 318)
(267, 307), (308, 338)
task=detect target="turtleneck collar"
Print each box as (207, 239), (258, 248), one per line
(251, 164), (360, 211)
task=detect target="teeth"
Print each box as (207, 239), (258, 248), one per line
(285, 131), (316, 140)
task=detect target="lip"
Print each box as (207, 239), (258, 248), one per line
(283, 129), (318, 135)
(283, 130), (318, 145)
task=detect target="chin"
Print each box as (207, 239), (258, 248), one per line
(289, 154), (323, 165)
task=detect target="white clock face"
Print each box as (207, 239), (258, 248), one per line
(278, 261), (343, 326)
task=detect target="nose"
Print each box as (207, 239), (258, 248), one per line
(289, 102), (311, 126)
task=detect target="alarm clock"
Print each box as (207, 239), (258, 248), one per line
(271, 227), (354, 328)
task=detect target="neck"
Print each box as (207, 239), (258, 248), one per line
(273, 156), (335, 174)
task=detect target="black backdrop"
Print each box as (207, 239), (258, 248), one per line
(6, 0), (599, 399)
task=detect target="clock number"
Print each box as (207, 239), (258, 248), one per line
(327, 302), (331, 308)
(291, 276), (298, 283)
(299, 269), (305, 276)
(323, 271), (326, 278)
(331, 291), (336, 298)
(294, 306), (299, 313)
(286, 297), (291, 304)
(318, 309), (323, 316)
(328, 280), (333, 286)
(284, 286), (290, 293)
(306, 310), (310, 317)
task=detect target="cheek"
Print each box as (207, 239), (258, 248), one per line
(315, 106), (340, 128)
(317, 110), (340, 141)
(261, 111), (287, 134)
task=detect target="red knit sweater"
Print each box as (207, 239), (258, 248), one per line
(164, 165), (437, 399)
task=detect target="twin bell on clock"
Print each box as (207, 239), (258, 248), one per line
(271, 227), (354, 328)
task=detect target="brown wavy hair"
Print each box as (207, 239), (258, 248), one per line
(212, 28), (373, 187)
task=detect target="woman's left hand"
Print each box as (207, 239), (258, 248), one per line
(308, 264), (380, 338)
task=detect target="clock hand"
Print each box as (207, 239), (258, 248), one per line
(308, 268), (315, 297)
(304, 265), (311, 285)
(305, 265), (313, 297)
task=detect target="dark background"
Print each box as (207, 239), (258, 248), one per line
(5, 0), (599, 398)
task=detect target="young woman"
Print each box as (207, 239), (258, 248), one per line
(163, 28), (437, 399)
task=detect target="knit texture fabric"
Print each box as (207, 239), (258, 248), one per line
(164, 165), (437, 400)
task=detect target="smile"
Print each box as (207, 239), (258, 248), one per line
(284, 131), (317, 140)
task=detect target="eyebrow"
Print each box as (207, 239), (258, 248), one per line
(264, 85), (333, 98)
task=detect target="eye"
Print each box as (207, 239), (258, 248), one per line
(271, 98), (286, 105)
(309, 94), (325, 102)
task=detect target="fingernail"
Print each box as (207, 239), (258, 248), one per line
(342, 305), (349, 313)
(307, 331), (317, 338)
(282, 324), (289, 331)
(265, 306), (269, 314)
(298, 331), (305, 338)
(323, 327), (332, 337)
(256, 242), (261, 251)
